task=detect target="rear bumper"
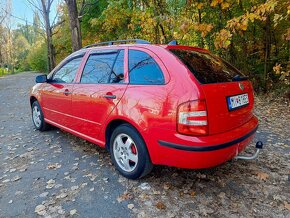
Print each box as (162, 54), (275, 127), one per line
(158, 125), (257, 152)
(146, 115), (259, 169)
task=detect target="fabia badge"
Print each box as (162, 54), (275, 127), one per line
(239, 83), (244, 91)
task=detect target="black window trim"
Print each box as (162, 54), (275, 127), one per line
(79, 49), (127, 85)
(128, 49), (166, 86)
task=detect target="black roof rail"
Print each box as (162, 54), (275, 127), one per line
(168, 40), (178, 45)
(84, 39), (151, 48)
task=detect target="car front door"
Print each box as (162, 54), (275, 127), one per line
(41, 55), (84, 128)
(71, 48), (128, 139)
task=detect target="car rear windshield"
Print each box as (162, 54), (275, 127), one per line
(170, 49), (246, 84)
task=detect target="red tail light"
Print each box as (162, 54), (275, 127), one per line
(177, 100), (208, 136)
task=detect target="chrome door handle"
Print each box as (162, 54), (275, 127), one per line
(103, 94), (116, 99)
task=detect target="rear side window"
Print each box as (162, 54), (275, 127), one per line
(129, 50), (165, 85)
(51, 57), (83, 83)
(81, 52), (118, 84)
(170, 49), (245, 84)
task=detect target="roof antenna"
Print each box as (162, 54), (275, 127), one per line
(168, 40), (178, 45)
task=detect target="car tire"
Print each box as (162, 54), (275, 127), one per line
(110, 124), (153, 179)
(31, 101), (49, 131)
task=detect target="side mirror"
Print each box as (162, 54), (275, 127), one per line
(35, 75), (47, 83)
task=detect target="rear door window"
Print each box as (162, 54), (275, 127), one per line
(81, 50), (125, 84)
(81, 51), (118, 84)
(170, 49), (246, 84)
(128, 50), (165, 85)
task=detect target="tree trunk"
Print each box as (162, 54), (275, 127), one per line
(198, 8), (204, 47)
(41, 0), (55, 72)
(65, 0), (82, 51)
(263, 15), (271, 92)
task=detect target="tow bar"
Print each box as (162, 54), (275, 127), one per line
(235, 141), (263, 160)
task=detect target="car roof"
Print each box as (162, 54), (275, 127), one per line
(79, 43), (210, 54)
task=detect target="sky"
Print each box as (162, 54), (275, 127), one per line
(10, 0), (60, 28)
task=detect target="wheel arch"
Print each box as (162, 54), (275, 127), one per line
(104, 118), (147, 152)
(30, 96), (38, 107)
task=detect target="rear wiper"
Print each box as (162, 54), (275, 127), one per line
(232, 75), (248, 81)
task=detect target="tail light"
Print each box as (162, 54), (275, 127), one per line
(177, 100), (208, 136)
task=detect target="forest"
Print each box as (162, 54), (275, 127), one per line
(0, 0), (289, 94)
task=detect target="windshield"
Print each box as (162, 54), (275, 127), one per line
(170, 49), (246, 84)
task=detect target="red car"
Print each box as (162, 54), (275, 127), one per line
(30, 39), (263, 179)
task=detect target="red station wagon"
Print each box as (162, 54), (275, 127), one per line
(30, 39), (263, 179)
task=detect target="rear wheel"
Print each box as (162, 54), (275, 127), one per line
(110, 124), (153, 179)
(31, 101), (49, 131)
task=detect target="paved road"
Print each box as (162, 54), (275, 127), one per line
(0, 72), (133, 217)
(0, 72), (289, 217)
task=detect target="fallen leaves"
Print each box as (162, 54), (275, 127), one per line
(70, 209), (77, 216)
(127, 204), (134, 210)
(46, 179), (55, 189)
(11, 176), (21, 182)
(138, 182), (151, 190)
(35, 204), (46, 216)
(47, 163), (61, 170)
(163, 183), (171, 190)
(284, 202), (290, 211)
(156, 202), (166, 210)
(190, 191), (196, 197)
(117, 191), (133, 203)
(256, 172), (270, 181)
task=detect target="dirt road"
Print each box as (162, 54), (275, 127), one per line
(0, 72), (289, 217)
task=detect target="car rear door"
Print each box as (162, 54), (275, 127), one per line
(71, 48), (128, 138)
(41, 54), (84, 127)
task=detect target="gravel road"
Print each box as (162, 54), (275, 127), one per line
(0, 72), (289, 217)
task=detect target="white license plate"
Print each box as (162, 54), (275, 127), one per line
(227, 93), (249, 110)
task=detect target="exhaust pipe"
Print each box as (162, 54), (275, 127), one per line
(235, 141), (263, 161)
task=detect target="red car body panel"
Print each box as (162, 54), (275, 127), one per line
(30, 44), (259, 169)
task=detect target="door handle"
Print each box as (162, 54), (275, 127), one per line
(103, 94), (116, 99)
(64, 89), (72, 96)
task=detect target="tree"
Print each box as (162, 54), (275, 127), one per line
(27, 0), (57, 72)
(64, 0), (82, 51)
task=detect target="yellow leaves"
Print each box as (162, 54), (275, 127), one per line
(211, 0), (223, 7)
(214, 29), (232, 49)
(197, 3), (204, 10)
(273, 63), (283, 75)
(194, 23), (214, 37)
(288, 5), (290, 15)
(247, 13), (260, 22)
(255, 0), (277, 17)
(210, 0), (230, 10)
(273, 63), (290, 85)
(221, 2), (230, 10)
(240, 20), (248, 31)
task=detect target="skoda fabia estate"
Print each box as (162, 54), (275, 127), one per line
(30, 39), (262, 179)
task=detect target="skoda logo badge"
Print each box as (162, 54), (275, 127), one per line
(239, 83), (244, 91)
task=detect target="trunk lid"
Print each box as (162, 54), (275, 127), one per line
(201, 81), (254, 134)
(169, 48), (255, 135)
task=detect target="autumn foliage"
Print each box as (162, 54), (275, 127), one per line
(1, 0), (289, 94)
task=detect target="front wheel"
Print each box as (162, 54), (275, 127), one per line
(110, 124), (153, 179)
(31, 101), (49, 131)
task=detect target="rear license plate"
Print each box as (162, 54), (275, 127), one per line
(227, 93), (249, 111)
